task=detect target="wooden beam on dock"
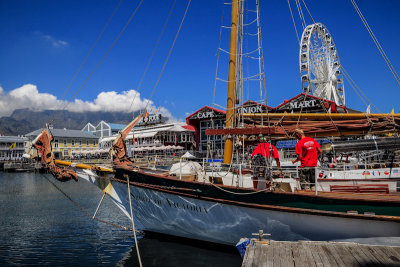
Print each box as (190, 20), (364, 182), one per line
(242, 240), (400, 267)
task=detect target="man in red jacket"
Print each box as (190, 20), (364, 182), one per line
(292, 128), (322, 189)
(251, 142), (281, 189)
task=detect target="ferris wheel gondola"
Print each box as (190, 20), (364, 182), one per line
(300, 23), (345, 106)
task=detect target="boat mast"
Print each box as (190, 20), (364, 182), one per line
(224, 0), (239, 164)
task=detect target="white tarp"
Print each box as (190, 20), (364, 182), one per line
(181, 151), (195, 158)
(169, 161), (202, 176)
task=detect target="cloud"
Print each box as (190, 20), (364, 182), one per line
(0, 84), (178, 121)
(34, 31), (69, 48)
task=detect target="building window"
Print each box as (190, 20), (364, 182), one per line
(64, 140), (67, 146)
(86, 140), (89, 146)
(72, 140), (75, 146)
(79, 140), (82, 146)
(54, 139), (59, 148)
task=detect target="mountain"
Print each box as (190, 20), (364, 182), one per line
(0, 109), (137, 136)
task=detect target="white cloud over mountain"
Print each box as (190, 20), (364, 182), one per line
(0, 84), (176, 121)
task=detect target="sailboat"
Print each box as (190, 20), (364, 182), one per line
(32, 0), (400, 246)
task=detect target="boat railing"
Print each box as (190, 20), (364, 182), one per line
(318, 161), (400, 179)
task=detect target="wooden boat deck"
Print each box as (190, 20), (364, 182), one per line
(242, 240), (400, 267)
(295, 190), (400, 203)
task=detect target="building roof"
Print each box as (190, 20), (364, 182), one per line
(25, 128), (98, 139)
(275, 93), (346, 110)
(0, 136), (28, 142)
(240, 100), (274, 110)
(108, 123), (126, 131)
(185, 106), (226, 120)
(182, 125), (196, 131)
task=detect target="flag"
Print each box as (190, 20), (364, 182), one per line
(391, 108), (394, 114)
(174, 133), (177, 145)
(9, 142), (16, 149)
(366, 105), (370, 114)
(132, 134), (135, 144)
(132, 113), (135, 119)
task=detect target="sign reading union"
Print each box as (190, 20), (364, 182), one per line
(239, 105), (263, 114)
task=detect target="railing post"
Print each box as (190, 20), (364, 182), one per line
(179, 158), (182, 180)
(343, 163), (346, 179)
(238, 162), (242, 187)
(315, 167), (318, 195)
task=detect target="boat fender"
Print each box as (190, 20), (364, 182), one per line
(236, 238), (250, 258)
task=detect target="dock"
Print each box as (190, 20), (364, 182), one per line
(0, 161), (37, 172)
(242, 240), (400, 266)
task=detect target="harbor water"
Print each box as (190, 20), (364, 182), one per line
(0, 172), (241, 266)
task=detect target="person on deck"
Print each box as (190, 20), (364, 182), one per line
(292, 128), (322, 189)
(251, 142), (281, 189)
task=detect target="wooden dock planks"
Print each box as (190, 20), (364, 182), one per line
(242, 240), (400, 267)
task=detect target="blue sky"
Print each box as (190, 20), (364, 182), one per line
(0, 0), (399, 121)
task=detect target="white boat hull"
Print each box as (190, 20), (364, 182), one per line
(78, 169), (400, 246)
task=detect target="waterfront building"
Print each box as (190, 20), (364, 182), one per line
(186, 106), (226, 154)
(83, 113), (195, 155)
(26, 128), (99, 159)
(99, 121), (196, 154)
(185, 94), (359, 155)
(186, 101), (273, 154)
(0, 136), (28, 161)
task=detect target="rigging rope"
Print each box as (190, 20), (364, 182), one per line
(213, 0), (227, 108)
(211, 182), (270, 195)
(40, 173), (143, 234)
(58, 0), (124, 107)
(300, 0), (316, 25)
(50, 0), (125, 124)
(287, 0), (300, 45)
(342, 66), (382, 113)
(144, 0), (191, 111)
(294, 0), (306, 29)
(51, 0), (145, 125)
(350, 0), (400, 88)
(342, 70), (369, 109)
(128, 0), (177, 114)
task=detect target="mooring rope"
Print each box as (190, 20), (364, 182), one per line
(40, 173), (143, 234)
(126, 175), (143, 267)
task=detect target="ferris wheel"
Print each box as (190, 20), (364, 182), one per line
(300, 23), (345, 106)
